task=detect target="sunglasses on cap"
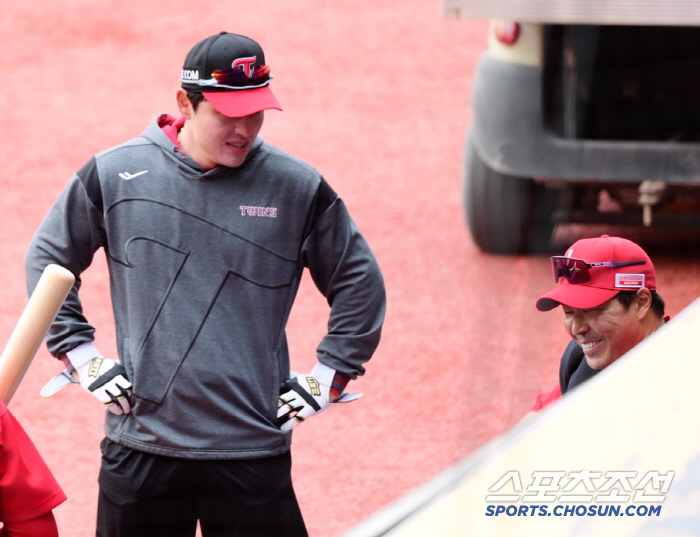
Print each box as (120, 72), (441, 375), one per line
(551, 256), (646, 284)
(198, 65), (272, 90)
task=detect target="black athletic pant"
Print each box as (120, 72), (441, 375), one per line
(96, 438), (308, 537)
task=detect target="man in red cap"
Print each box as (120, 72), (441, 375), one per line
(531, 235), (668, 411)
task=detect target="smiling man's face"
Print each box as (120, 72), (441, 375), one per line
(562, 292), (647, 370)
(177, 91), (264, 170)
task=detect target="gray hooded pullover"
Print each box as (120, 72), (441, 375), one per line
(25, 115), (386, 460)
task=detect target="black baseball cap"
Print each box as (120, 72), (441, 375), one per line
(180, 31), (282, 117)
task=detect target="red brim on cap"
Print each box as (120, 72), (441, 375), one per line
(536, 284), (620, 312)
(203, 86), (282, 117)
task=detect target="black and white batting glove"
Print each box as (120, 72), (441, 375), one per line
(61, 343), (132, 415)
(276, 363), (361, 431)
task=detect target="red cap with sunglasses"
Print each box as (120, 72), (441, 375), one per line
(536, 235), (655, 311)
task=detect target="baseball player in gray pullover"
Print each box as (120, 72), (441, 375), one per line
(25, 32), (385, 537)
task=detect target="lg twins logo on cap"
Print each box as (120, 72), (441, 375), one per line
(615, 274), (645, 288)
(232, 56), (257, 77)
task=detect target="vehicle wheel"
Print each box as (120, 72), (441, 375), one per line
(464, 136), (559, 254)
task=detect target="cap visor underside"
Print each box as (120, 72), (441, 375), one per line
(536, 286), (619, 311)
(203, 87), (282, 117)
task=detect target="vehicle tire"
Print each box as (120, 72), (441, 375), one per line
(464, 136), (559, 254)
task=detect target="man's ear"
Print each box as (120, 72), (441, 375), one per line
(636, 288), (653, 319)
(176, 89), (194, 119)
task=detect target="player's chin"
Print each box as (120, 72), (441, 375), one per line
(217, 151), (249, 168)
(584, 351), (614, 371)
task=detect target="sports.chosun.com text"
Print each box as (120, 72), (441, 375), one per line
(485, 504), (661, 517)
(484, 470), (673, 518)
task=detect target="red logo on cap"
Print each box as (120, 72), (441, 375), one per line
(232, 56), (257, 78)
(615, 274), (645, 288)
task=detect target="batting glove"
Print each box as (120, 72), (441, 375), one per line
(276, 362), (361, 431)
(63, 343), (132, 415)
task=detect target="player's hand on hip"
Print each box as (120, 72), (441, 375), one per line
(74, 356), (133, 415)
(277, 373), (332, 431)
(276, 362), (362, 431)
(53, 343), (133, 415)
